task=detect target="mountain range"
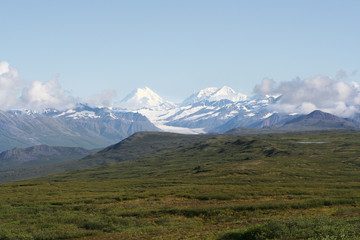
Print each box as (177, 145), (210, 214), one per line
(118, 86), (281, 133)
(116, 86), (360, 133)
(0, 104), (158, 152)
(1, 86), (360, 152)
(227, 110), (360, 135)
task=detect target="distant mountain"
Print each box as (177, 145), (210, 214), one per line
(181, 86), (247, 106)
(281, 110), (360, 130)
(227, 110), (360, 134)
(0, 145), (93, 169)
(0, 105), (159, 152)
(166, 95), (280, 133)
(3, 85), (360, 152)
(249, 113), (299, 129)
(116, 87), (175, 110)
(109, 86), (289, 134)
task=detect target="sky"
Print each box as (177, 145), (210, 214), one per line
(1, 0), (360, 110)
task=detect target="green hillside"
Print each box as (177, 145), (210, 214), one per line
(1, 130), (360, 239)
(0, 132), (211, 183)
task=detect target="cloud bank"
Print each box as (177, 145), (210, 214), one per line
(254, 74), (360, 117)
(0, 62), (97, 110)
(2, 61), (360, 119)
(83, 90), (117, 108)
(0, 62), (77, 110)
(0, 62), (120, 110)
(0, 62), (22, 109)
(20, 74), (78, 110)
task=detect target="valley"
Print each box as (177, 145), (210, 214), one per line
(0, 130), (359, 239)
(1, 85), (360, 239)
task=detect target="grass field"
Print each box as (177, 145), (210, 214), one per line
(1, 130), (360, 239)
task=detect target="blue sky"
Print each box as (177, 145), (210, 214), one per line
(1, 0), (360, 103)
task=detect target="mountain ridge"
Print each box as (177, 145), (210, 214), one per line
(228, 110), (360, 134)
(0, 107), (159, 152)
(2, 86), (360, 153)
(281, 110), (360, 130)
(0, 131), (212, 183)
(0, 145), (93, 169)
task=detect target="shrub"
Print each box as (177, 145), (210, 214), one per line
(218, 216), (360, 240)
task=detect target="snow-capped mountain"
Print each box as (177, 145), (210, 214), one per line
(2, 85), (360, 152)
(114, 86), (281, 133)
(0, 105), (159, 152)
(163, 95), (280, 133)
(181, 86), (247, 106)
(39, 87), (285, 135)
(116, 87), (175, 110)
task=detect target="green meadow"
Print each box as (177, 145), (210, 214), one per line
(1, 130), (360, 239)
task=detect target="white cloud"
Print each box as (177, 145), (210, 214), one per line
(298, 102), (317, 114)
(260, 75), (360, 117)
(20, 75), (76, 110)
(0, 61), (22, 109)
(83, 89), (117, 107)
(0, 62), (10, 75)
(0, 62), (115, 111)
(254, 78), (275, 94)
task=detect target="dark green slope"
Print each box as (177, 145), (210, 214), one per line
(46, 130), (360, 184)
(74, 131), (212, 168)
(0, 132), (211, 183)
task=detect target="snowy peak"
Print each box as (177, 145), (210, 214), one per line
(117, 87), (169, 110)
(196, 87), (219, 99)
(181, 87), (218, 106)
(122, 87), (163, 105)
(213, 86), (235, 96)
(182, 86), (247, 106)
(210, 86), (247, 102)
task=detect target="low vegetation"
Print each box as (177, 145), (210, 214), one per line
(1, 130), (360, 239)
(0, 132), (211, 184)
